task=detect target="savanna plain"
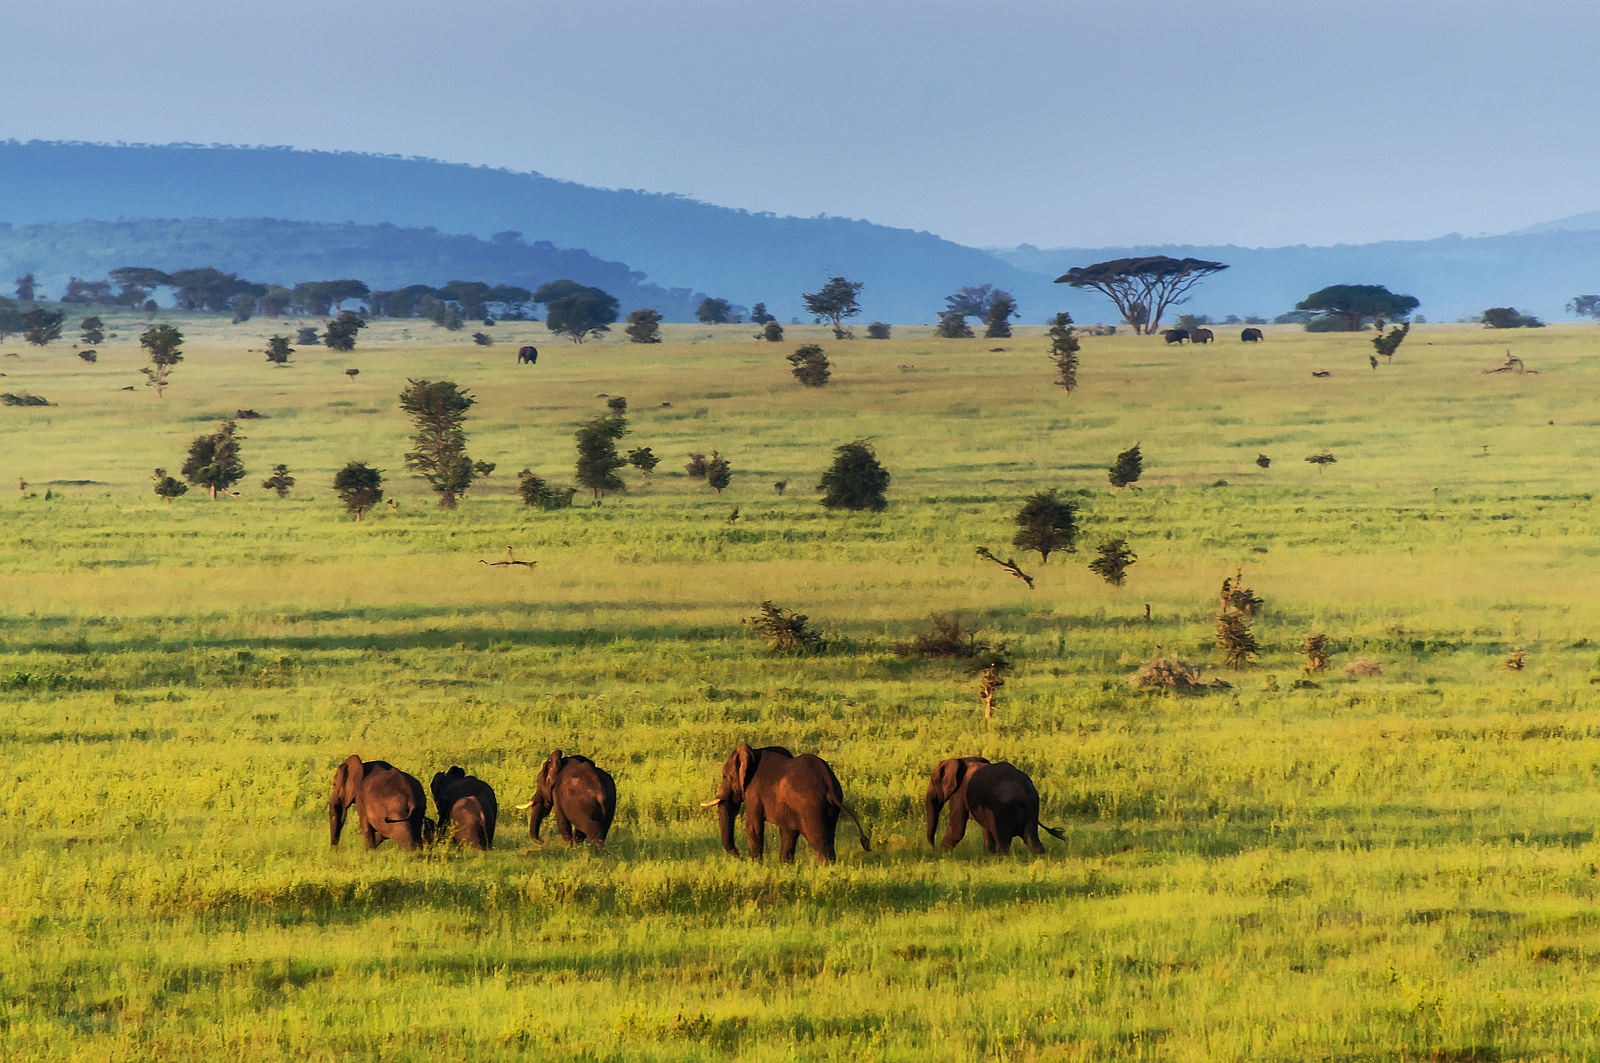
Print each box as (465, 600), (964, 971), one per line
(5, 316), (1600, 1061)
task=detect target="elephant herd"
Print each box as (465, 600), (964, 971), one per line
(328, 743), (1065, 863)
(1163, 326), (1265, 344)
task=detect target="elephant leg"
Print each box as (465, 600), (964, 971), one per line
(745, 810), (766, 861)
(1024, 824), (1045, 853)
(359, 811), (379, 849)
(809, 807), (839, 864)
(778, 827), (800, 862)
(555, 807), (575, 844)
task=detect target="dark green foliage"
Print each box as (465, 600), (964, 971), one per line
(1371, 322), (1410, 361)
(743, 600), (821, 654)
(625, 308), (663, 344)
(1255, 454), (1272, 469)
(332, 461), (383, 520)
(705, 451), (731, 494)
(0, 392), (52, 406)
(575, 415), (628, 497)
(802, 277), (863, 338)
(626, 447), (660, 475)
(1108, 443), (1143, 488)
(750, 303), (773, 325)
(818, 440), (889, 511)
(0, 300), (23, 340)
(788, 344), (831, 387)
(1306, 452), (1337, 472)
(323, 311), (366, 351)
(1048, 312), (1080, 392)
(1088, 537), (1137, 586)
(1295, 285), (1419, 331)
(232, 292), (254, 323)
(761, 320), (785, 342)
(398, 379), (476, 507)
(472, 461), (496, 478)
(945, 285), (994, 320)
(181, 420), (246, 500)
(866, 322), (891, 340)
(984, 291), (1017, 338)
(139, 323), (183, 397)
(261, 464), (295, 497)
(471, 331), (493, 346)
(606, 396), (628, 415)
(22, 308), (64, 346)
(1011, 488), (1078, 563)
(77, 350), (96, 363)
(14, 273), (35, 301)
(697, 297), (735, 324)
(1481, 307), (1544, 329)
(1568, 295), (1600, 321)
(78, 316), (104, 345)
(1056, 257), (1228, 334)
(934, 311), (973, 338)
(294, 326), (319, 345)
(265, 336), (293, 366)
(151, 467), (187, 502)
(539, 281), (619, 343)
(516, 469), (575, 510)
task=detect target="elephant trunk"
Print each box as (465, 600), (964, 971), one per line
(329, 796), (348, 846)
(527, 795), (552, 842)
(717, 798), (740, 855)
(924, 790), (944, 847)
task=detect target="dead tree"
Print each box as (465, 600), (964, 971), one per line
(975, 546), (1034, 590)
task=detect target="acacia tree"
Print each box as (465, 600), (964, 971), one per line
(181, 420), (245, 500)
(536, 281), (620, 343)
(984, 291), (1018, 338)
(265, 336), (294, 366)
(697, 297), (735, 324)
(140, 323), (184, 397)
(21, 308), (64, 346)
(788, 344), (831, 386)
(818, 440), (889, 511)
(1012, 489), (1078, 563)
(1109, 444), (1143, 488)
(1568, 295), (1600, 322)
(624, 308), (662, 343)
(1048, 312), (1080, 392)
(323, 311), (366, 351)
(399, 379), (476, 507)
(261, 464), (296, 497)
(705, 452), (732, 494)
(802, 277), (863, 338)
(1294, 285), (1418, 331)
(79, 316), (105, 345)
(333, 462), (383, 520)
(1055, 257), (1228, 334)
(575, 414), (628, 497)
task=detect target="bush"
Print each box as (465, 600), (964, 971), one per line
(1300, 633), (1332, 674)
(471, 331), (494, 346)
(788, 344), (831, 387)
(151, 467), (188, 502)
(705, 451), (731, 494)
(743, 601), (821, 654)
(934, 311), (973, 338)
(332, 461), (383, 520)
(324, 311), (366, 351)
(761, 320), (784, 342)
(684, 452), (708, 477)
(625, 308), (663, 344)
(1482, 307), (1544, 329)
(261, 464), (296, 497)
(1088, 537), (1137, 585)
(1047, 312), (1080, 392)
(818, 440), (889, 511)
(1108, 444), (1142, 488)
(866, 322), (891, 340)
(626, 447), (660, 475)
(0, 392), (51, 406)
(265, 336), (293, 366)
(295, 326), (320, 345)
(1215, 609), (1259, 668)
(1011, 488), (1078, 562)
(517, 469), (575, 510)
(1130, 652), (1228, 693)
(892, 614), (999, 660)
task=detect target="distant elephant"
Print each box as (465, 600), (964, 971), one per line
(1240, 327), (1264, 342)
(329, 754), (427, 851)
(1190, 327), (1214, 344)
(1162, 328), (1188, 344)
(430, 766), (498, 850)
(517, 345), (538, 364)
(517, 750), (616, 850)
(925, 756), (1065, 854)
(703, 743), (870, 863)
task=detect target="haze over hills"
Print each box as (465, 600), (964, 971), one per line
(0, 141), (1594, 326)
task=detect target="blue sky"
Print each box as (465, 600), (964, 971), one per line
(2, 0), (1595, 249)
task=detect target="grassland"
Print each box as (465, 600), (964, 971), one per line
(4, 313), (1600, 1060)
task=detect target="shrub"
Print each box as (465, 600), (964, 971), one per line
(79, 315), (104, 345)
(684, 452), (708, 477)
(1219, 569), (1263, 614)
(744, 601), (821, 654)
(626, 447), (660, 475)
(1047, 312), (1080, 392)
(517, 469), (575, 510)
(892, 614), (999, 660)
(261, 464), (295, 497)
(575, 414), (628, 497)
(788, 344), (831, 387)
(1482, 307), (1544, 329)
(1345, 658), (1383, 677)
(77, 350), (97, 363)
(332, 461), (383, 520)
(1300, 633), (1331, 674)
(265, 336), (293, 366)
(983, 292), (1017, 338)
(1215, 609), (1259, 668)
(21, 308), (64, 346)
(1088, 537), (1137, 585)
(866, 322), (891, 340)
(324, 311), (366, 351)
(151, 468), (187, 502)
(818, 440), (889, 511)
(934, 311), (973, 338)
(0, 392), (51, 406)
(1305, 452), (1337, 472)
(705, 451), (731, 494)
(1012, 488), (1078, 562)
(761, 320), (785, 342)
(295, 326), (320, 345)
(1371, 322), (1409, 361)
(625, 308), (663, 343)
(471, 331), (494, 346)
(1130, 652), (1227, 693)
(1108, 443), (1142, 488)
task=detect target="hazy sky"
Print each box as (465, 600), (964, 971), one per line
(2, 0), (1595, 249)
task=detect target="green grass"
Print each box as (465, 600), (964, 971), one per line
(5, 314), (1600, 1059)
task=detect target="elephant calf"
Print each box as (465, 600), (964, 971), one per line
(703, 743), (870, 864)
(926, 756), (1066, 854)
(329, 754), (427, 851)
(517, 750), (616, 850)
(430, 766), (498, 850)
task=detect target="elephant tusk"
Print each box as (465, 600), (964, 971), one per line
(699, 798), (721, 807)
(514, 799), (535, 811)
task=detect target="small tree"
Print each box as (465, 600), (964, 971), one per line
(1305, 451), (1337, 473)
(984, 291), (1017, 338)
(399, 379), (476, 507)
(934, 311), (973, 338)
(1371, 322), (1409, 362)
(472, 460), (496, 479)
(750, 303), (773, 325)
(801, 276), (863, 338)
(788, 344), (832, 387)
(1047, 312), (1080, 392)
(517, 469), (575, 510)
(139, 323), (184, 397)
(697, 297), (735, 324)
(705, 451), (731, 494)
(22, 308), (64, 346)
(624, 308), (662, 343)
(606, 396), (628, 415)
(1255, 454), (1272, 469)
(1088, 537), (1137, 585)
(265, 335), (294, 366)
(977, 660), (1005, 719)
(14, 274), (36, 302)
(575, 415), (627, 497)
(685, 452), (708, 477)
(1481, 307), (1544, 329)
(743, 601), (821, 654)
(1219, 569), (1263, 614)
(1567, 295), (1600, 322)
(79, 315), (105, 345)
(333, 461), (383, 520)
(323, 311), (366, 351)
(1108, 444), (1143, 488)
(1300, 633), (1331, 674)
(295, 326), (320, 345)
(541, 283), (619, 343)
(181, 419), (246, 500)
(761, 320), (785, 342)
(866, 322), (891, 340)
(472, 331), (494, 346)
(1011, 488), (1078, 563)
(1215, 608), (1259, 668)
(261, 464), (296, 497)
(152, 468), (187, 502)
(626, 446), (660, 476)
(818, 440), (889, 511)
(1294, 284), (1418, 331)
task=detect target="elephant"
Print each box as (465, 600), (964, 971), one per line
(1190, 327), (1214, 344)
(1162, 328), (1188, 344)
(517, 345), (538, 364)
(329, 754), (427, 851)
(430, 766), (498, 850)
(516, 750), (616, 850)
(925, 756), (1066, 854)
(1240, 327), (1264, 342)
(702, 743), (870, 863)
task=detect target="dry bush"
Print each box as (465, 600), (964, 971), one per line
(1220, 569), (1263, 614)
(1215, 609), (1260, 668)
(1300, 633), (1332, 674)
(1506, 647), (1527, 671)
(1130, 652), (1230, 693)
(743, 601), (821, 654)
(1345, 658), (1383, 677)
(893, 614), (997, 659)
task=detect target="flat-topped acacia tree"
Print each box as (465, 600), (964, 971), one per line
(1055, 257), (1227, 335)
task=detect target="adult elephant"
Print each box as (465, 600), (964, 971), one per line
(329, 755), (427, 851)
(702, 743), (870, 863)
(517, 345), (538, 364)
(516, 750), (616, 850)
(1240, 327), (1264, 342)
(430, 766), (498, 850)
(1162, 328), (1188, 345)
(925, 756), (1065, 854)
(1190, 327), (1214, 344)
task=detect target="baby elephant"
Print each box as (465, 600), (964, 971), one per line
(925, 756), (1066, 854)
(430, 766), (498, 850)
(517, 750), (616, 850)
(329, 754), (428, 851)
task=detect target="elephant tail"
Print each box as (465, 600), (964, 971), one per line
(1039, 822), (1067, 841)
(832, 796), (871, 852)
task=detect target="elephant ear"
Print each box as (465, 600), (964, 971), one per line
(339, 754), (365, 799)
(539, 750), (564, 791)
(933, 758), (967, 800)
(734, 743), (758, 791)
(447, 765), (465, 778)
